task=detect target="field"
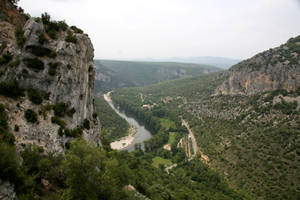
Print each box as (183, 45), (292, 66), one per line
(152, 156), (173, 168)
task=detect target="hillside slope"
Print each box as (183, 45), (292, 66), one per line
(112, 36), (300, 200)
(94, 60), (221, 93)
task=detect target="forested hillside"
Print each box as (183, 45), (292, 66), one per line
(94, 60), (221, 93)
(111, 36), (300, 200)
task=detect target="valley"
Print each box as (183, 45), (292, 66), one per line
(110, 35), (300, 199)
(0, 0), (299, 199)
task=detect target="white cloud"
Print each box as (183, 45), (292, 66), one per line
(19, 0), (300, 60)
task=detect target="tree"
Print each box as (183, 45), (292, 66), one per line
(9, 0), (19, 5)
(63, 139), (105, 200)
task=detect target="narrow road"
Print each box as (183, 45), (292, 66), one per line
(182, 119), (198, 158)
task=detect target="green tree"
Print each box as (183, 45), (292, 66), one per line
(63, 139), (105, 200)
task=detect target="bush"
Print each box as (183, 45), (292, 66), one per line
(23, 58), (44, 71)
(48, 62), (60, 76)
(25, 109), (38, 123)
(70, 26), (83, 34)
(41, 13), (69, 40)
(15, 27), (26, 48)
(51, 116), (66, 128)
(25, 45), (56, 58)
(65, 30), (77, 43)
(66, 107), (76, 117)
(58, 21), (68, 31)
(0, 104), (14, 145)
(64, 127), (83, 137)
(14, 124), (19, 132)
(83, 119), (90, 130)
(0, 80), (24, 99)
(8, 59), (20, 68)
(53, 102), (69, 117)
(0, 53), (13, 66)
(0, 143), (20, 183)
(28, 88), (43, 105)
(38, 32), (48, 45)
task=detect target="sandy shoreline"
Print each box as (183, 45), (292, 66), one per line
(103, 91), (138, 150)
(104, 91), (112, 103)
(110, 125), (137, 150)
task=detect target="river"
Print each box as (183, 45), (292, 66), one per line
(103, 92), (153, 152)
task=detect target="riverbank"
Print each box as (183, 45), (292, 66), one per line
(110, 125), (137, 150)
(103, 91), (153, 151)
(104, 91), (112, 103)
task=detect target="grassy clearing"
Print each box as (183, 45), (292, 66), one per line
(152, 156), (172, 168)
(160, 118), (176, 131)
(168, 132), (176, 144)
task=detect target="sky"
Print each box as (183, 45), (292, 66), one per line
(19, 0), (300, 60)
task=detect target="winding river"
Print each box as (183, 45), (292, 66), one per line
(103, 92), (152, 152)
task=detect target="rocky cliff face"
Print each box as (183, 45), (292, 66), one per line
(0, 1), (100, 153)
(215, 36), (300, 95)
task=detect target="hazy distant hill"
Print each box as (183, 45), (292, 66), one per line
(94, 60), (221, 93)
(130, 56), (240, 69)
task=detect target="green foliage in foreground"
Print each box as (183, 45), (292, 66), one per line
(94, 97), (130, 141)
(0, 139), (248, 200)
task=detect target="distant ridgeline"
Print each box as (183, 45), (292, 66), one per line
(112, 35), (300, 200)
(93, 59), (221, 94)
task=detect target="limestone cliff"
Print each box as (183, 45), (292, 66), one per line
(0, 1), (101, 153)
(215, 36), (300, 95)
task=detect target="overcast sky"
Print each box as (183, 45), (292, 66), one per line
(19, 0), (300, 60)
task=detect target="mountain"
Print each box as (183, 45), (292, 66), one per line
(111, 35), (300, 200)
(129, 56), (240, 69)
(0, 2), (250, 200)
(94, 59), (221, 93)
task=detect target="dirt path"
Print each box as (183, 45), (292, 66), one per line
(182, 119), (198, 158)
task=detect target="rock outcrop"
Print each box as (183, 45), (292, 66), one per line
(0, 0), (101, 153)
(0, 180), (16, 200)
(215, 36), (300, 95)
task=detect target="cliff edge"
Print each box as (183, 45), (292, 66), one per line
(0, 0), (101, 153)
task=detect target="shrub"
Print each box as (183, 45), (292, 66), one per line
(65, 127), (83, 137)
(25, 45), (56, 58)
(23, 58), (44, 71)
(53, 102), (69, 117)
(25, 109), (38, 123)
(15, 27), (26, 48)
(0, 104), (8, 132)
(8, 59), (20, 68)
(48, 62), (60, 76)
(0, 53), (13, 66)
(83, 119), (90, 130)
(38, 32), (48, 45)
(93, 113), (98, 119)
(70, 26), (83, 34)
(14, 125), (19, 132)
(27, 88), (43, 105)
(41, 13), (69, 39)
(65, 30), (77, 43)
(58, 21), (68, 31)
(22, 68), (29, 74)
(51, 116), (66, 128)
(41, 12), (50, 25)
(66, 107), (76, 117)
(0, 80), (24, 99)
(0, 143), (20, 183)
